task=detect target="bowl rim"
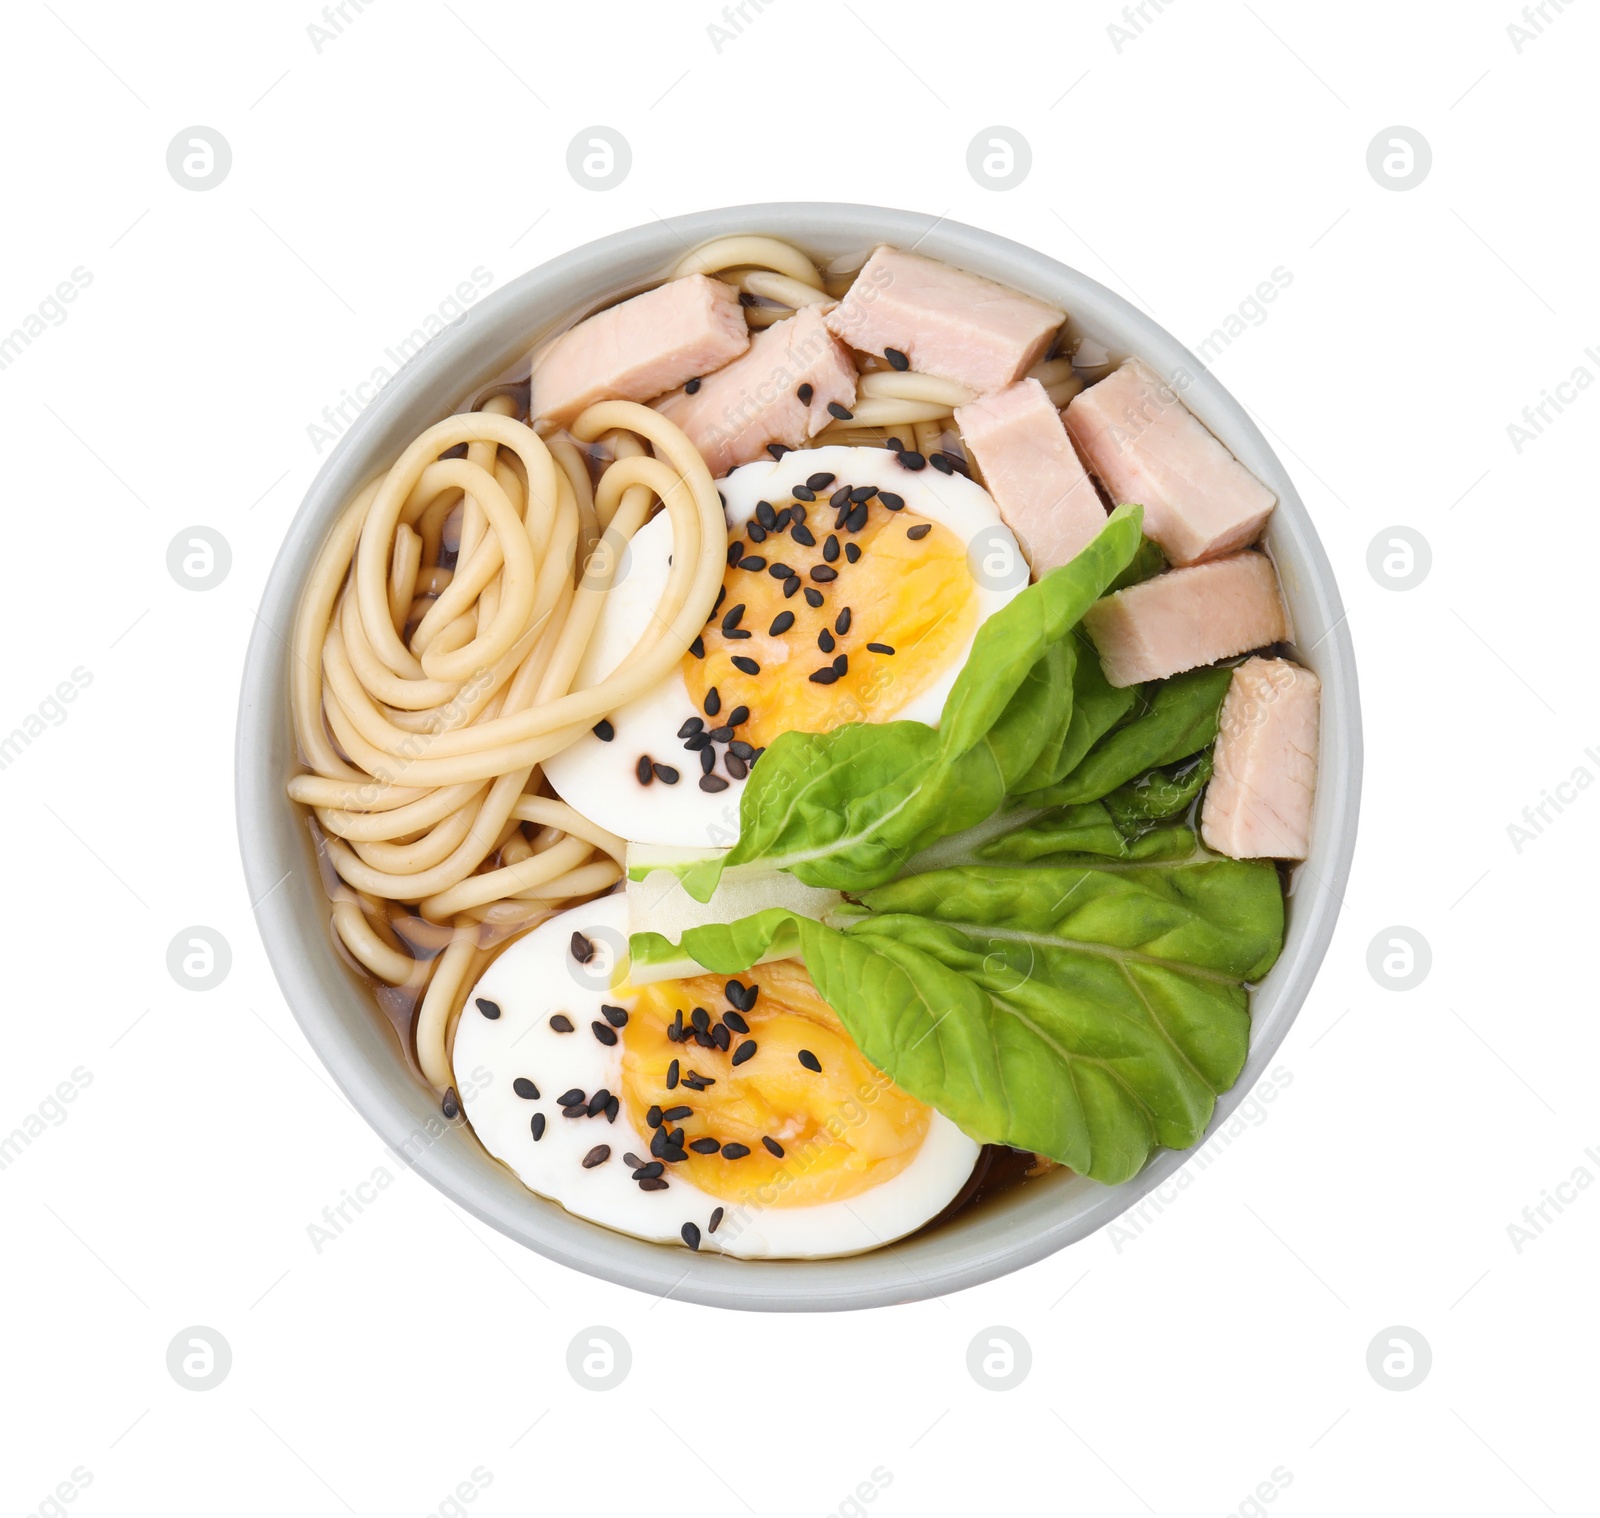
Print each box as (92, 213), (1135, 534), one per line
(236, 201), (1361, 1312)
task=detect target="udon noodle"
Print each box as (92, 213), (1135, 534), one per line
(286, 236), (1076, 1096)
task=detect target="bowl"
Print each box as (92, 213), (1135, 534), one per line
(236, 202), (1361, 1311)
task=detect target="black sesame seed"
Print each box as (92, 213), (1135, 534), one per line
(639, 1177), (669, 1191)
(690, 1137), (720, 1155)
(832, 653), (848, 675)
(724, 754), (748, 780)
(742, 984), (760, 1009)
(782, 575), (800, 598)
(684, 376), (702, 394)
(808, 668), (839, 685)
(756, 500), (777, 529)
(441, 1088), (460, 1120)
(725, 981), (747, 1008)
(724, 627), (751, 641)
(678, 717), (705, 738)
(695, 1029), (717, 1049)
(844, 502), (869, 533)
(681, 1222), (701, 1251)
(849, 485), (877, 503)
(700, 774), (729, 792)
(804, 587), (824, 608)
(688, 1008), (708, 1034)
(929, 451), (954, 474)
(712, 1024), (731, 1051)
(666, 1058), (680, 1089)
(807, 472), (835, 490)
(738, 555), (766, 572)
(632, 1160), (663, 1179)
(550, 1014), (574, 1032)
(650, 1127), (666, 1156)
(671, 1009), (685, 1040)
(713, 584), (727, 610)
(810, 565), (838, 583)
(591, 1020), (619, 1045)
(906, 523), (932, 540)
(766, 443), (791, 460)
(721, 1142), (751, 1159)
(897, 450), (927, 471)
(844, 542), (861, 563)
(684, 731), (710, 752)
(867, 642), (896, 655)
(722, 1009), (749, 1034)
(699, 745), (717, 775)
(823, 534), (840, 563)
(938, 451), (970, 476)
(722, 604), (745, 632)
(530, 1112), (547, 1140)
(728, 739), (754, 760)
(652, 763), (680, 785)
(647, 1104), (663, 1128)
(623, 1152), (645, 1169)
(879, 492), (904, 511)
(663, 1144), (687, 1165)
(798, 1049), (822, 1073)
(768, 609), (796, 637)
(887, 435), (905, 451)
(704, 687), (721, 717)
(708, 725), (733, 743)
(606, 1096), (619, 1122)
(709, 1206), (725, 1233)
(817, 628), (836, 654)
(662, 1105), (692, 1123)
(475, 997), (501, 1020)
(592, 719), (616, 741)
(827, 401), (853, 420)
(636, 755), (654, 785)
(884, 347), (910, 370)
(796, 383), (814, 404)
(689, 635), (705, 659)
(571, 932), (595, 964)
(790, 524), (817, 547)
(559, 1087), (585, 1108)
(731, 655), (760, 675)
(586, 1088), (611, 1116)
(561, 1103), (586, 1119)
(763, 1136), (785, 1158)
(582, 1145), (611, 1168)
(788, 504), (807, 525)
(746, 522), (767, 544)
(767, 561), (793, 579)
(513, 1077), (539, 1099)
(791, 485), (816, 502)
(727, 540), (744, 566)
(829, 485), (852, 509)
(835, 607), (853, 635)
(731, 1039), (758, 1066)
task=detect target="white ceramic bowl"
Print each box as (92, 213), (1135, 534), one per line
(236, 203), (1361, 1311)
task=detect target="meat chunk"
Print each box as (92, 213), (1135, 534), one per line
(1081, 551), (1287, 688)
(1201, 658), (1321, 860)
(824, 246), (1063, 395)
(654, 305), (857, 475)
(1064, 358), (1276, 565)
(531, 274), (749, 428)
(954, 379), (1106, 575)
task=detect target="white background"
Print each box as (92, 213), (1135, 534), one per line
(2, 1), (1596, 1514)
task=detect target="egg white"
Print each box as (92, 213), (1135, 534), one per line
(452, 895), (982, 1259)
(542, 445), (1025, 847)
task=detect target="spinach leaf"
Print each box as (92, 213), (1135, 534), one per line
(1021, 665), (1232, 809)
(659, 825), (1285, 1184)
(679, 504), (1145, 902)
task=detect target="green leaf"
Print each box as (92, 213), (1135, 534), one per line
(1105, 534), (1168, 593)
(1022, 666), (1233, 809)
(1104, 751), (1214, 831)
(680, 505), (1145, 902)
(662, 829), (1285, 1184)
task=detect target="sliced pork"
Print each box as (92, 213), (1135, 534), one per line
(1201, 657), (1321, 860)
(1082, 551), (1287, 688)
(1064, 358), (1276, 565)
(653, 305), (857, 475)
(531, 274), (749, 428)
(954, 379), (1107, 576)
(825, 246), (1064, 396)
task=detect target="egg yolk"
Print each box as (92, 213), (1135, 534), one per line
(619, 959), (931, 1207)
(682, 495), (978, 751)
